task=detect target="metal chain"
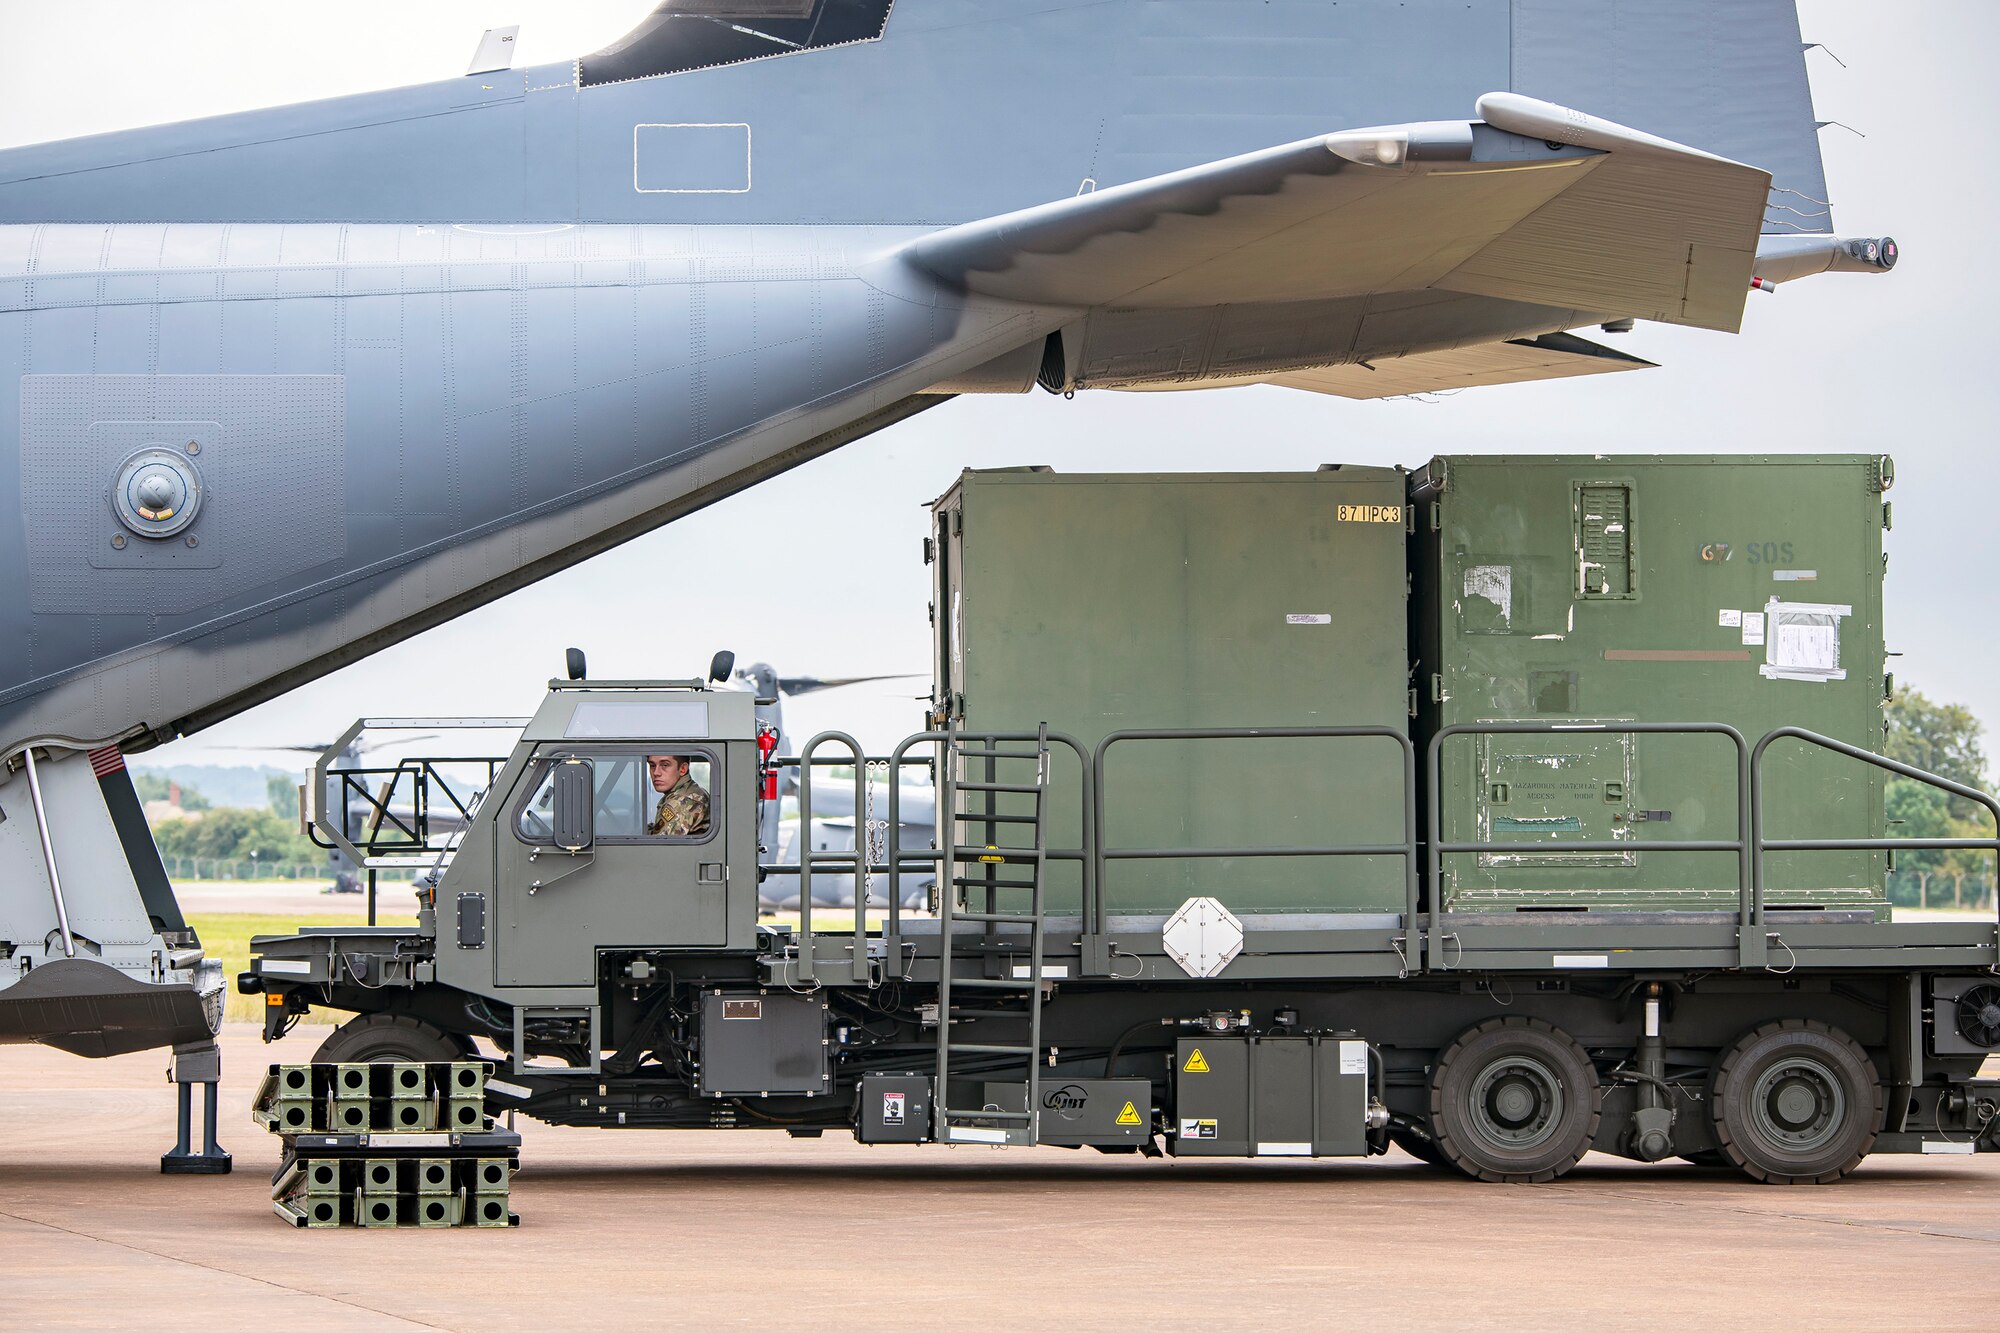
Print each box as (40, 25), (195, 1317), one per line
(863, 758), (890, 909)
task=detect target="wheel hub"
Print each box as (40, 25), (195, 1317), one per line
(1752, 1056), (1844, 1151)
(1469, 1056), (1564, 1150)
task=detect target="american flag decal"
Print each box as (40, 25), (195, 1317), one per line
(88, 745), (125, 777)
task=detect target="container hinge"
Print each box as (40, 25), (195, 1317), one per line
(1430, 673), (1444, 704)
(1407, 687), (1418, 719)
(1429, 500), (1442, 533)
(1404, 504), (1415, 534)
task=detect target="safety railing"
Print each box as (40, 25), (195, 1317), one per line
(1752, 726), (2000, 967)
(307, 757), (509, 864)
(787, 734), (941, 985)
(782, 721), (2000, 982)
(889, 731), (1092, 983)
(1093, 727), (1419, 973)
(1427, 723), (1755, 967)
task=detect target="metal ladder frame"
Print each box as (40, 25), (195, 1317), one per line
(933, 722), (1051, 1145)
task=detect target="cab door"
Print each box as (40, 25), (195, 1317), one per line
(494, 746), (728, 988)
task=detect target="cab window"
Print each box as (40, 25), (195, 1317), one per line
(514, 751), (716, 844)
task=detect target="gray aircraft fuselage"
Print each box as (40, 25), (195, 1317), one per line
(0, 0), (1839, 755)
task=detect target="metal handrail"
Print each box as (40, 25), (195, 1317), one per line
(308, 756), (508, 861)
(769, 745), (940, 983)
(794, 732), (875, 985)
(1426, 722), (1754, 967)
(887, 730), (1094, 974)
(1093, 727), (1419, 964)
(1751, 725), (2000, 966)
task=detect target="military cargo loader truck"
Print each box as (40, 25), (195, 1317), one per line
(244, 456), (2000, 1184)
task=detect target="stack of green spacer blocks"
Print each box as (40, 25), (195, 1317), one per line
(387, 1061), (436, 1131)
(271, 1062), (318, 1133)
(471, 1157), (513, 1228)
(445, 1061), (488, 1132)
(357, 1157), (401, 1228)
(259, 1060), (516, 1228)
(300, 1158), (343, 1228)
(330, 1063), (373, 1133)
(413, 1157), (464, 1228)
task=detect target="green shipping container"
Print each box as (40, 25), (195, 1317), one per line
(930, 468), (1412, 918)
(1410, 455), (1891, 917)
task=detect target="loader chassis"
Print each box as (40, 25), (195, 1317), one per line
(245, 690), (2000, 1183)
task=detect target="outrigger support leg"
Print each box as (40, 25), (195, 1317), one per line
(161, 1040), (231, 1175)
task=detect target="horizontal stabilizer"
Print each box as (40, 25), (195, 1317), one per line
(901, 95), (1772, 332)
(1267, 333), (1655, 400)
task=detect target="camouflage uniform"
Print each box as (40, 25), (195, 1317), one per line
(648, 771), (711, 837)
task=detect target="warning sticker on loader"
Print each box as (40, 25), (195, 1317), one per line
(1181, 1048), (1210, 1074)
(881, 1093), (905, 1126)
(1178, 1118), (1218, 1140)
(1115, 1101), (1143, 1126)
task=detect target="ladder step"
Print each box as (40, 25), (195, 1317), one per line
(955, 781), (1041, 794)
(954, 748), (1043, 761)
(949, 848), (1041, 862)
(950, 909), (1039, 924)
(952, 812), (1040, 825)
(948, 880), (1040, 894)
(951, 977), (1039, 990)
(946, 1043), (1036, 1056)
(942, 1108), (1032, 1122)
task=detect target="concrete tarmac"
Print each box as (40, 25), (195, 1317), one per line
(3, 1025), (1996, 1331)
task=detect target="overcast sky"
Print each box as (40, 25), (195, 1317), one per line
(0, 1), (1993, 770)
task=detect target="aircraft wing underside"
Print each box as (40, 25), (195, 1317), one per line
(1114, 331), (1656, 401)
(904, 93), (1778, 397)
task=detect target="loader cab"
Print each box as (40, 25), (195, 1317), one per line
(464, 680), (762, 994)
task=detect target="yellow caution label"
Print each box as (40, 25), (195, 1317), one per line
(1181, 1048), (1210, 1074)
(1115, 1101), (1142, 1126)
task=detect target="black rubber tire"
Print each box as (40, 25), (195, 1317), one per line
(311, 1013), (472, 1065)
(1429, 1017), (1602, 1183)
(1709, 1019), (1882, 1185)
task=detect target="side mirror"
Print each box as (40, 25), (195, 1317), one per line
(708, 649), (736, 683)
(551, 758), (595, 851)
(565, 647), (587, 681)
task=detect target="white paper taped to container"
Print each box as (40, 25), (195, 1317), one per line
(1464, 564), (1512, 629)
(1760, 598), (1850, 682)
(1285, 613), (1331, 625)
(1741, 611), (1765, 646)
(1718, 608), (1742, 628)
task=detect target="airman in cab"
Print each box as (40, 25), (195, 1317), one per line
(646, 754), (711, 837)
